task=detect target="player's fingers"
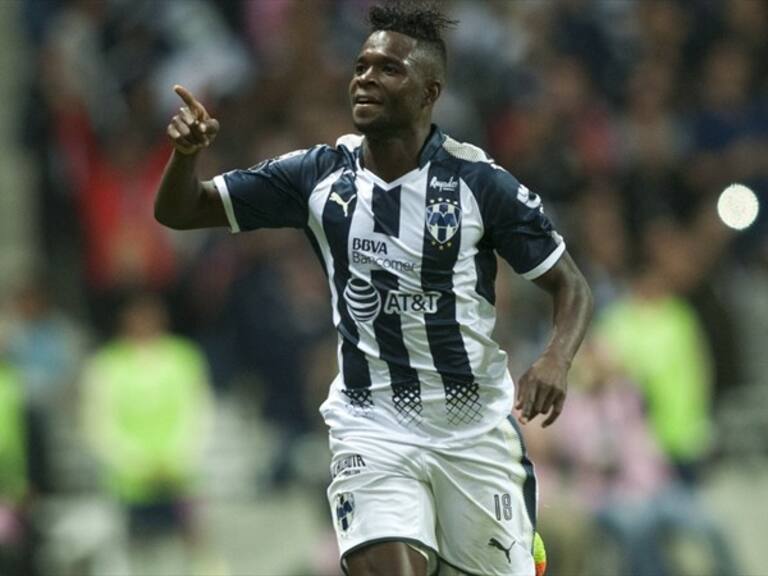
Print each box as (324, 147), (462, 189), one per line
(514, 374), (530, 409)
(179, 106), (196, 126)
(201, 117), (219, 135)
(171, 119), (200, 150)
(169, 119), (197, 151)
(537, 389), (562, 425)
(520, 382), (538, 423)
(167, 125), (194, 154)
(174, 84), (208, 120)
(534, 386), (554, 415)
(173, 85), (200, 110)
(541, 395), (565, 428)
(179, 110), (211, 144)
(167, 124), (181, 140)
(172, 115), (191, 137)
(541, 407), (558, 428)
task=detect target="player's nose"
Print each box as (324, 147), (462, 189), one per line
(354, 66), (379, 87)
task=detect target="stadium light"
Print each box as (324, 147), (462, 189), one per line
(717, 183), (759, 230)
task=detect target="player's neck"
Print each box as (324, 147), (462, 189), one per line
(361, 123), (431, 183)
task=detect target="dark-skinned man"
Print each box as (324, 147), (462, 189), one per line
(155, 3), (592, 575)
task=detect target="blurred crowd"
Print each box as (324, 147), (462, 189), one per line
(1, 0), (767, 575)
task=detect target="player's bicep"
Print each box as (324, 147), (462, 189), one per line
(160, 180), (228, 230)
(195, 180), (229, 228)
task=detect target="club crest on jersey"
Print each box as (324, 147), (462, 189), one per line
(426, 198), (461, 246)
(334, 492), (355, 534)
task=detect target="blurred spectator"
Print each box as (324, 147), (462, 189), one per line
(51, 78), (179, 331)
(597, 220), (715, 484)
(550, 0), (622, 101)
(619, 56), (696, 241)
(529, 336), (736, 576)
(635, 2), (692, 73)
(688, 39), (768, 250)
(80, 293), (213, 575)
(690, 39), (768, 185)
(573, 181), (630, 310)
(0, 361), (31, 576)
(28, 0), (251, 331)
(621, 58), (685, 168)
(722, 0), (768, 93)
(1, 278), (87, 495)
(179, 230), (333, 488)
(490, 53), (618, 206)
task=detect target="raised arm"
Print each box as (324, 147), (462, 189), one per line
(154, 85), (228, 230)
(515, 251), (594, 427)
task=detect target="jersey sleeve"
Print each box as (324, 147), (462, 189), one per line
(481, 167), (565, 280)
(212, 146), (335, 232)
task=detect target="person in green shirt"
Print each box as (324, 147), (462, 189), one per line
(0, 361), (29, 575)
(81, 293), (213, 571)
(597, 268), (713, 483)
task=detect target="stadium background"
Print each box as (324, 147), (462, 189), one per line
(0, 0), (766, 574)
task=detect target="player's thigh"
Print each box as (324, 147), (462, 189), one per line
(346, 541), (428, 576)
(429, 418), (537, 575)
(327, 436), (439, 573)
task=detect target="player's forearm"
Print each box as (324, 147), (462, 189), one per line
(542, 261), (594, 367)
(154, 150), (206, 229)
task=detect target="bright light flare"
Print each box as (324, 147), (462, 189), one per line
(717, 183), (759, 230)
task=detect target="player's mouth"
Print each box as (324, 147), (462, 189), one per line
(353, 95), (382, 108)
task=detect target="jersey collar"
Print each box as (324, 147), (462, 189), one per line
(353, 124), (446, 170)
(418, 124), (446, 168)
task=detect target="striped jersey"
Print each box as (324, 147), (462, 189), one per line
(213, 126), (565, 446)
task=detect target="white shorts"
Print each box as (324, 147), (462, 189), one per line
(327, 416), (538, 575)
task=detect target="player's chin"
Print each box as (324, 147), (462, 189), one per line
(351, 110), (387, 133)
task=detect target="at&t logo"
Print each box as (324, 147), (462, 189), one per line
(343, 278), (381, 322)
(344, 278), (441, 323)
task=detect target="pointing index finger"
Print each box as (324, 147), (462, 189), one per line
(173, 84), (207, 119)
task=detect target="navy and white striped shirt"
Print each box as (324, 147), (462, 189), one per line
(214, 126), (565, 444)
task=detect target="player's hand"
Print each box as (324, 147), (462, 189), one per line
(167, 85), (220, 155)
(515, 352), (569, 427)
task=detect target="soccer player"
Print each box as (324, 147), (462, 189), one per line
(155, 3), (593, 575)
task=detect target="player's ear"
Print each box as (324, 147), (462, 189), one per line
(423, 80), (442, 107)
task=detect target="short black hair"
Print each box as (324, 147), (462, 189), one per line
(368, 1), (456, 81)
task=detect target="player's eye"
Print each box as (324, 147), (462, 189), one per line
(354, 63), (367, 75)
(383, 64), (398, 75)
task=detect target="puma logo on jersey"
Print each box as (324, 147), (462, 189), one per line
(330, 191), (357, 217)
(488, 537), (514, 564)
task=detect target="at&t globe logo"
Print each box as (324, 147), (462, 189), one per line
(344, 278), (381, 322)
